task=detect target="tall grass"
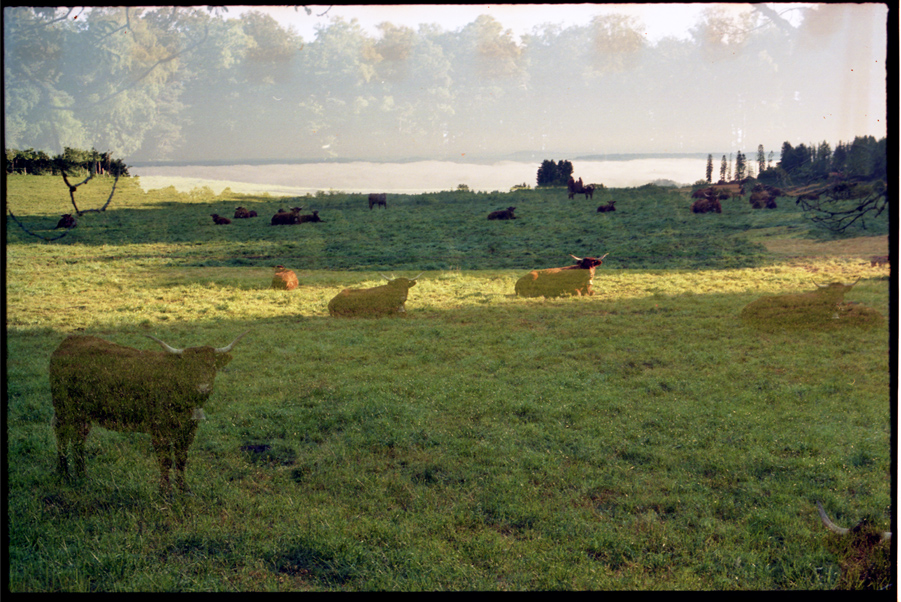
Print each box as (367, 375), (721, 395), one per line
(5, 175), (892, 591)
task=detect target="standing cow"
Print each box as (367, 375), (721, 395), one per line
(369, 193), (387, 210)
(328, 273), (423, 317)
(515, 254), (609, 298)
(50, 331), (248, 494)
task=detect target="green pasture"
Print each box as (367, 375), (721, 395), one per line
(5, 174), (892, 590)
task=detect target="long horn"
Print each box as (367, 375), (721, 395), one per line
(599, 253), (609, 260)
(570, 254), (583, 261)
(846, 276), (861, 287)
(215, 329), (250, 354)
(380, 273), (393, 281)
(816, 501), (893, 541)
(145, 334), (184, 355)
(816, 501), (849, 535)
(412, 272), (424, 280)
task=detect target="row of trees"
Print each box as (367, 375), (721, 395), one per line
(5, 147), (130, 176)
(4, 5), (886, 163)
(704, 135), (886, 187)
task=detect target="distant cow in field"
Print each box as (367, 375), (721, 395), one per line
(298, 210), (322, 223)
(210, 214), (231, 225)
(515, 253), (609, 298)
(328, 273), (423, 317)
(691, 197), (722, 213)
(55, 214), (77, 229)
(368, 193), (387, 210)
(488, 206), (517, 220)
(749, 191), (777, 209)
(740, 278), (873, 329)
(50, 330), (248, 495)
(870, 255), (889, 267)
(272, 265), (299, 290)
(568, 177), (594, 199)
(596, 201), (616, 213)
(234, 207), (258, 219)
(271, 207), (303, 225)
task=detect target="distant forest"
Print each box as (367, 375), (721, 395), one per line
(4, 6), (886, 163)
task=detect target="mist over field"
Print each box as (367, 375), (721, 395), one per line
(4, 4), (888, 166)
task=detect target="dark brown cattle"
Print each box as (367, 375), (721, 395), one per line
(368, 193), (387, 210)
(816, 501), (892, 589)
(488, 206), (517, 220)
(515, 254), (608, 298)
(50, 331), (248, 494)
(211, 214), (231, 225)
(55, 214), (77, 229)
(691, 197), (722, 213)
(298, 210), (322, 223)
(596, 201), (616, 213)
(272, 265), (299, 290)
(749, 191), (777, 209)
(234, 207), (258, 219)
(870, 255), (889, 267)
(328, 273), (423, 317)
(271, 207), (303, 225)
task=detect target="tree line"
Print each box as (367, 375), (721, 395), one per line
(5, 147), (130, 177)
(4, 6), (886, 163)
(704, 135), (886, 187)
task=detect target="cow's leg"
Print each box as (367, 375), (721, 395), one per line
(151, 434), (173, 495)
(52, 416), (71, 480)
(172, 425), (198, 493)
(71, 422), (91, 479)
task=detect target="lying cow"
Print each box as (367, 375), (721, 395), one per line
(870, 255), (889, 267)
(597, 201), (616, 212)
(740, 278), (865, 329)
(272, 265), (299, 290)
(691, 197), (722, 213)
(50, 330), (248, 495)
(55, 214), (77, 229)
(234, 206), (258, 219)
(210, 213), (232, 225)
(271, 207), (303, 225)
(328, 273), (423, 317)
(488, 206), (517, 220)
(515, 254), (609, 298)
(369, 193), (387, 210)
(298, 210), (322, 223)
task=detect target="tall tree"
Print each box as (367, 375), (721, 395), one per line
(706, 154), (713, 183)
(757, 144), (766, 175)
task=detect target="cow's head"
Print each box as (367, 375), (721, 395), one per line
(570, 254), (609, 269)
(145, 330), (249, 397)
(380, 273), (423, 289)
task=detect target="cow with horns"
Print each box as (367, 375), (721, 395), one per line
(328, 273), (423, 317)
(271, 207), (303, 225)
(515, 254), (609, 298)
(234, 207), (258, 219)
(49, 331), (249, 495)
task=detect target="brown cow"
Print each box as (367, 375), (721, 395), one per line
(298, 210), (322, 223)
(596, 201), (616, 213)
(210, 214), (231, 225)
(271, 207), (303, 225)
(272, 265), (299, 290)
(50, 331), (248, 494)
(234, 207), (258, 219)
(515, 254), (609, 298)
(741, 278), (867, 329)
(816, 501), (892, 589)
(55, 214), (77, 229)
(328, 273), (423, 317)
(870, 255), (889, 267)
(691, 197), (722, 213)
(488, 206), (517, 220)
(368, 193), (387, 210)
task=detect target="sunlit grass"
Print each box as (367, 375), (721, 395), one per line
(5, 175), (891, 591)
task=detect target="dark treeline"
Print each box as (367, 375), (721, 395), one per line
(4, 6), (886, 163)
(5, 147), (130, 176)
(705, 135), (887, 187)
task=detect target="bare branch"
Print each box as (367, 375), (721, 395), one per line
(6, 207), (74, 242)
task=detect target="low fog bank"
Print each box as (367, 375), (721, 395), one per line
(133, 158), (707, 196)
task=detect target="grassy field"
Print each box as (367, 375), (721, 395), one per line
(5, 174), (893, 591)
